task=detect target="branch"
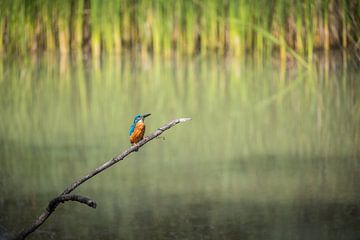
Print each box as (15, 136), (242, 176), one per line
(15, 194), (96, 240)
(47, 194), (97, 213)
(14, 118), (191, 240)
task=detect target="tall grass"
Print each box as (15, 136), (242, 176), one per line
(0, 0), (359, 59)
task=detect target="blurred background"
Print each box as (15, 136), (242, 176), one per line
(0, 1), (359, 240)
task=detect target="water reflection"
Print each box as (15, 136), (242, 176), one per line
(0, 54), (359, 239)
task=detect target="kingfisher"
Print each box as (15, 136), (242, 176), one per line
(129, 113), (151, 147)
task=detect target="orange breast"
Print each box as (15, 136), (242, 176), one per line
(130, 122), (145, 144)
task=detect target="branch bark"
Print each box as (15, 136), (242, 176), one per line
(15, 118), (191, 240)
(47, 194), (97, 213)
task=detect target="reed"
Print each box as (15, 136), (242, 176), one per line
(0, 0), (359, 59)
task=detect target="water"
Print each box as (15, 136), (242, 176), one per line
(0, 54), (359, 239)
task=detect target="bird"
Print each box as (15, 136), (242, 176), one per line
(129, 113), (151, 148)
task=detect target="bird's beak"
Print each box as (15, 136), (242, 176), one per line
(142, 113), (151, 118)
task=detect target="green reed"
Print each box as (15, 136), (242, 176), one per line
(0, 0), (359, 59)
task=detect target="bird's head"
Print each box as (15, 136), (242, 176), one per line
(133, 113), (151, 124)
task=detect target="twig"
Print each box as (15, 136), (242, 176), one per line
(14, 118), (191, 240)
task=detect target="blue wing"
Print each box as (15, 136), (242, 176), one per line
(129, 124), (135, 136)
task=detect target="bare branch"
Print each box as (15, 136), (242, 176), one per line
(47, 194), (97, 213)
(14, 118), (191, 240)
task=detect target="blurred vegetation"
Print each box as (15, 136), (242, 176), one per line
(1, 54), (359, 239)
(0, 0), (359, 59)
(0, 54), (359, 175)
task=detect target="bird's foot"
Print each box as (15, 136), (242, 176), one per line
(132, 143), (139, 152)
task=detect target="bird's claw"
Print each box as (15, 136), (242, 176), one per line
(133, 144), (139, 152)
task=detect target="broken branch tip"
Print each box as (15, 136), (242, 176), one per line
(178, 118), (192, 122)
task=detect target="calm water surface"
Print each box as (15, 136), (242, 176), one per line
(0, 54), (359, 239)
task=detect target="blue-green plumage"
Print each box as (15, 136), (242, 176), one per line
(129, 114), (142, 136)
(129, 124), (135, 136)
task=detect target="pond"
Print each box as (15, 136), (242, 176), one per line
(0, 53), (359, 239)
